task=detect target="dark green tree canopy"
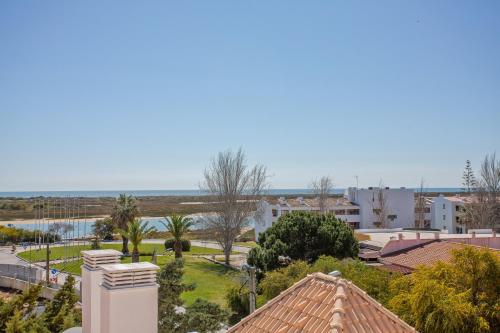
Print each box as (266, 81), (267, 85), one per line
(248, 211), (359, 272)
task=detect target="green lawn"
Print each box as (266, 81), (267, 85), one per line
(234, 241), (257, 248)
(52, 255), (240, 307)
(18, 243), (233, 262)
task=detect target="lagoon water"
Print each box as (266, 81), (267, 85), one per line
(10, 215), (235, 238)
(0, 188), (461, 198)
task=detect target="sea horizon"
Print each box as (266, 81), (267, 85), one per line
(0, 187), (464, 198)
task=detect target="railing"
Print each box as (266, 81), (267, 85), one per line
(0, 263), (42, 284)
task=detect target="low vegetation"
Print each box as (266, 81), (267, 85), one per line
(388, 247), (500, 333)
(0, 275), (80, 333)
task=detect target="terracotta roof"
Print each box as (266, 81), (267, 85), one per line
(228, 273), (416, 333)
(379, 240), (500, 273)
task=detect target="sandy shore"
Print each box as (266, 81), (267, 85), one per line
(0, 217), (104, 226)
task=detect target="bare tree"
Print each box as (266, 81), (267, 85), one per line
(311, 176), (333, 212)
(481, 153), (500, 199)
(372, 182), (392, 228)
(459, 185), (495, 229)
(415, 179), (427, 229)
(460, 153), (500, 229)
(201, 149), (267, 265)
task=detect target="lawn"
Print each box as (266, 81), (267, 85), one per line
(234, 241), (257, 248)
(17, 242), (235, 262)
(52, 255), (240, 307)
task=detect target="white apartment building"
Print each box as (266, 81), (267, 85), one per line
(346, 187), (415, 230)
(255, 196), (360, 240)
(254, 187), (416, 240)
(427, 195), (468, 234)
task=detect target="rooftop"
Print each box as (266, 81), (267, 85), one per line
(266, 196), (358, 209)
(379, 240), (500, 273)
(228, 272), (416, 333)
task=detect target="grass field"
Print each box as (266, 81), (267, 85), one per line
(18, 243), (232, 262)
(52, 255), (240, 307)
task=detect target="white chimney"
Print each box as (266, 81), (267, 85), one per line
(81, 249), (122, 333)
(100, 262), (160, 333)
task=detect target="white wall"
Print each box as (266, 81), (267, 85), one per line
(347, 188), (415, 229)
(431, 196), (466, 233)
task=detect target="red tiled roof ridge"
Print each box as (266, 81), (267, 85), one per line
(227, 273), (324, 332)
(443, 239), (500, 252)
(227, 272), (417, 332)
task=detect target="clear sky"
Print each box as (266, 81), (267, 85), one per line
(1, 1), (499, 191)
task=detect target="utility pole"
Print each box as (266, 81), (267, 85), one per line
(46, 243), (50, 286)
(248, 266), (256, 314)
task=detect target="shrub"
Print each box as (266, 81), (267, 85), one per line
(164, 238), (191, 252)
(225, 286), (250, 323)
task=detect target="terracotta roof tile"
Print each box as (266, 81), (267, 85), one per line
(228, 273), (416, 333)
(379, 240), (500, 273)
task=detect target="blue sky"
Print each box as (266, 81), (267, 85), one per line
(1, 1), (499, 191)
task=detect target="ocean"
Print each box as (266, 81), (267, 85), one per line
(0, 188), (462, 198)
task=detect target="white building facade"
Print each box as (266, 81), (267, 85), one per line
(254, 187), (416, 240)
(429, 195), (467, 234)
(346, 187), (415, 230)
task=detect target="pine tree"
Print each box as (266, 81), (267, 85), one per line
(43, 274), (79, 332)
(462, 160), (477, 193)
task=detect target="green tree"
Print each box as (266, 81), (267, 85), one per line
(92, 217), (115, 241)
(161, 214), (194, 258)
(117, 219), (156, 262)
(225, 285), (250, 323)
(248, 211), (359, 272)
(157, 259), (228, 333)
(462, 160), (477, 193)
(158, 259), (195, 333)
(389, 247), (500, 333)
(111, 194), (139, 254)
(0, 284), (41, 332)
(43, 274), (80, 333)
(182, 299), (228, 333)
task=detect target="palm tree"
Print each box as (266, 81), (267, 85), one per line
(118, 219), (156, 262)
(161, 214), (194, 258)
(111, 194), (139, 254)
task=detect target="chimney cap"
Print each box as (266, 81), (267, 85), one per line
(81, 249), (122, 258)
(101, 262), (159, 273)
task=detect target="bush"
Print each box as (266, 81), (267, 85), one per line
(248, 211), (359, 272)
(164, 238), (191, 252)
(225, 286), (250, 324)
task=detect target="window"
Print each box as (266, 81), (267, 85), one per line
(456, 216), (460, 223)
(443, 204), (446, 209)
(455, 205), (460, 212)
(443, 215), (446, 220)
(334, 210), (346, 215)
(272, 209), (278, 217)
(348, 222), (360, 229)
(387, 214), (397, 221)
(347, 209), (360, 215)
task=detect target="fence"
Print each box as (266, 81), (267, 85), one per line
(0, 263), (42, 284)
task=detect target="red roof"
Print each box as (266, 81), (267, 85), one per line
(228, 273), (416, 333)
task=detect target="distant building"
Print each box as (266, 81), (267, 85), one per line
(228, 272), (417, 333)
(255, 197), (361, 240)
(255, 187), (416, 240)
(428, 195), (468, 233)
(346, 187), (415, 229)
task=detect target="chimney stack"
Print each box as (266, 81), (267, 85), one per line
(81, 249), (122, 333)
(100, 262), (160, 333)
